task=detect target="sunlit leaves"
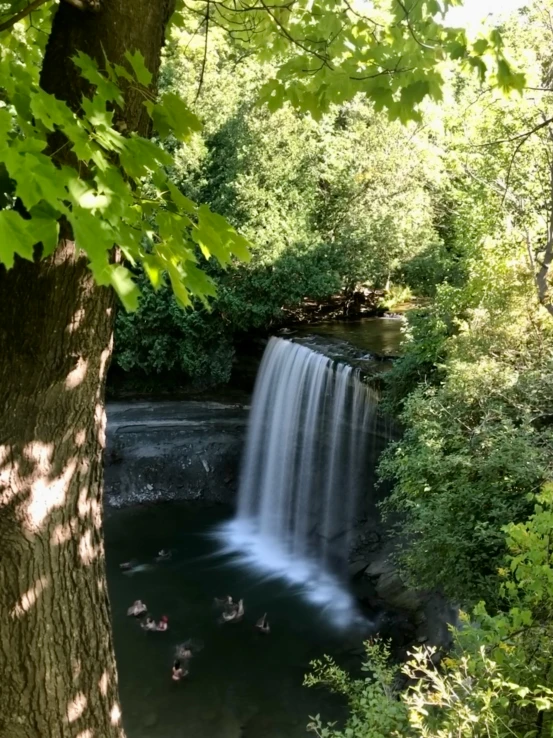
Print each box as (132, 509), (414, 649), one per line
(118, 134), (172, 178)
(147, 92), (201, 141)
(174, 0), (526, 122)
(124, 49), (153, 86)
(0, 210), (58, 267)
(0, 44), (250, 310)
(73, 51), (124, 106)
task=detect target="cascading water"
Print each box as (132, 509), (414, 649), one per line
(218, 336), (392, 628)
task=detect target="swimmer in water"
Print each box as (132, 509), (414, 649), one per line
(175, 639), (203, 660)
(214, 595), (234, 608)
(221, 598), (244, 623)
(255, 613), (270, 634)
(172, 660), (187, 681)
(127, 600), (147, 617)
(156, 615), (169, 632)
(155, 549), (172, 562)
(141, 616), (157, 632)
(120, 559), (138, 571)
(121, 562), (153, 576)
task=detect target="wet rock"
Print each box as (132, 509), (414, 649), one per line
(104, 400), (248, 507)
(376, 570), (425, 612)
(352, 576), (379, 606)
(348, 559), (369, 580)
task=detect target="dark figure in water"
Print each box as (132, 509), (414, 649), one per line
(120, 559), (138, 571)
(255, 613), (270, 634)
(141, 616), (157, 632)
(175, 639), (204, 661)
(156, 549), (172, 562)
(214, 595), (234, 608)
(172, 660), (187, 681)
(156, 615), (169, 632)
(127, 600), (147, 617)
(221, 598), (244, 623)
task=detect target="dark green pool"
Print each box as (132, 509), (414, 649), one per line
(106, 504), (365, 738)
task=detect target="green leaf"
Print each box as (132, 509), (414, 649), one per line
(167, 182), (197, 214)
(72, 52), (124, 106)
(4, 149), (69, 210)
(400, 80), (431, 108)
(151, 92), (202, 141)
(0, 210), (57, 267)
(28, 216), (59, 258)
(109, 264), (141, 311)
(473, 38), (489, 55)
(0, 108), (13, 144)
(119, 135), (172, 178)
(112, 63), (134, 83)
(370, 86), (394, 112)
(30, 90), (73, 133)
(124, 50), (153, 87)
(142, 254), (164, 290)
(496, 59), (526, 93)
(69, 208), (115, 258)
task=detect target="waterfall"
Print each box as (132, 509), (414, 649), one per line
(218, 337), (391, 628)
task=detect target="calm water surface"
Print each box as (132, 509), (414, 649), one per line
(294, 317), (404, 357)
(106, 504), (364, 738)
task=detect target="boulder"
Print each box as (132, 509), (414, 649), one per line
(348, 559), (369, 580)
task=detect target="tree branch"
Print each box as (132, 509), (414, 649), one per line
(0, 0), (49, 33)
(535, 160), (553, 318)
(0, 0), (102, 32)
(395, 0), (435, 50)
(258, 0), (332, 68)
(195, 1), (210, 103)
(477, 116), (553, 148)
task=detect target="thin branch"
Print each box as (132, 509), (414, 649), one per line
(0, 0), (49, 33)
(395, 0), (435, 50)
(216, 0), (295, 11)
(536, 158), (553, 318)
(477, 116), (553, 148)
(195, 1), (210, 103)
(258, 0), (332, 68)
(351, 65), (413, 81)
(501, 134), (532, 205)
(342, 0), (385, 28)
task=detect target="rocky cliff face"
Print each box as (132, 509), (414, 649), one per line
(105, 400), (249, 508)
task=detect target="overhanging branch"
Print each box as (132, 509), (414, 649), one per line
(0, 0), (100, 33)
(0, 0), (50, 33)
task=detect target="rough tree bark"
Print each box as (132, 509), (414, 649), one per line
(0, 2), (175, 736)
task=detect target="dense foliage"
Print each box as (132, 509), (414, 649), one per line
(114, 28), (443, 384)
(308, 4), (553, 738)
(0, 0), (544, 735)
(381, 2), (553, 607)
(306, 489), (553, 738)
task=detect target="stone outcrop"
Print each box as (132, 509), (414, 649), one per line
(349, 525), (458, 654)
(104, 400), (249, 508)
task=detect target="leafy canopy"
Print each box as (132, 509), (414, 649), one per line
(0, 0), (524, 311)
(0, 17), (249, 310)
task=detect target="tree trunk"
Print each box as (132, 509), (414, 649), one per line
(0, 2), (174, 736)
